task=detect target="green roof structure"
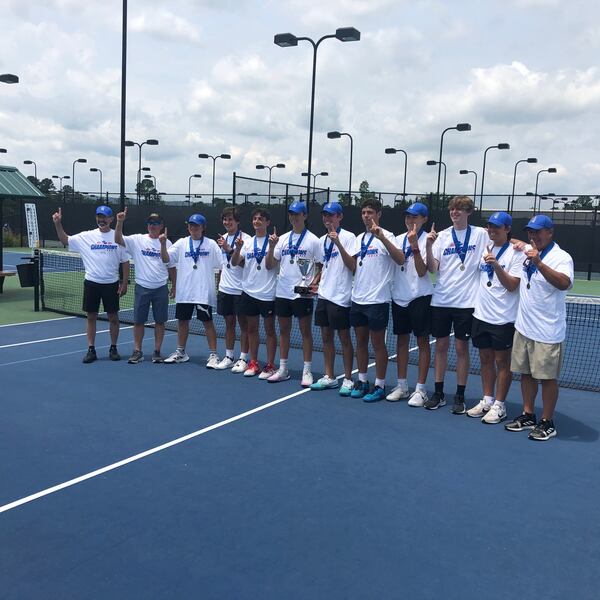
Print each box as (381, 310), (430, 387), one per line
(0, 165), (45, 198)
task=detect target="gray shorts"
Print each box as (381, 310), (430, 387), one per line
(510, 330), (564, 380)
(134, 283), (169, 324)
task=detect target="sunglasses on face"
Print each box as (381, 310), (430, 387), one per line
(147, 221), (162, 226)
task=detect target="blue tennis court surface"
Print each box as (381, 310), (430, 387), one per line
(1, 318), (599, 599)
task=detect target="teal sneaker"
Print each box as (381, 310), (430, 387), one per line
(363, 386), (386, 403)
(339, 379), (354, 397)
(350, 380), (370, 399)
(310, 376), (338, 391)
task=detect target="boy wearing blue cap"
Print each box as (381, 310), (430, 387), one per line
(505, 215), (573, 441)
(387, 202), (434, 405)
(160, 214), (222, 367)
(466, 212), (522, 424)
(52, 205), (129, 363)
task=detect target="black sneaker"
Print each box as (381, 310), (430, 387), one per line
(82, 348), (97, 364)
(424, 391), (446, 410)
(109, 346), (121, 361)
(128, 350), (144, 364)
(451, 394), (466, 415)
(504, 413), (537, 432)
(152, 351), (164, 364)
(528, 419), (557, 441)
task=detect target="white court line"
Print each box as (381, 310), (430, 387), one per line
(0, 326), (134, 350)
(0, 316), (76, 328)
(0, 347), (424, 514)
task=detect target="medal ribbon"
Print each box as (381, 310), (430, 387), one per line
(402, 228), (425, 261)
(223, 230), (240, 267)
(189, 236), (204, 266)
(525, 241), (555, 285)
(323, 227), (341, 265)
(253, 235), (269, 268)
(485, 242), (510, 283)
(360, 232), (375, 263)
(288, 228), (307, 260)
(451, 225), (472, 268)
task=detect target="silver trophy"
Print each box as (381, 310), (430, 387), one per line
(294, 257), (315, 297)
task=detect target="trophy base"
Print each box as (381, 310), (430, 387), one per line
(294, 285), (313, 297)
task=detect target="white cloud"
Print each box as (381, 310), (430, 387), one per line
(130, 9), (201, 44)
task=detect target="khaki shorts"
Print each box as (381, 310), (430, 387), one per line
(511, 330), (564, 380)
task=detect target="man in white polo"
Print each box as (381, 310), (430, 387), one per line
(505, 215), (573, 441)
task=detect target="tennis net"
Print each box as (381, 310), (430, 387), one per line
(40, 249), (599, 392)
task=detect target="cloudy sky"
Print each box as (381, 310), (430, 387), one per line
(1, 0), (599, 209)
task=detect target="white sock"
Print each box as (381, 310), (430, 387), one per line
(303, 361), (312, 371)
(343, 378), (353, 387)
(226, 349), (234, 359)
(358, 372), (368, 383)
(209, 349), (217, 357)
(239, 352), (248, 361)
(375, 378), (386, 388)
(280, 359), (288, 370)
(416, 382), (427, 393)
(493, 399), (505, 405)
(484, 395), (495, 405)
(397, 378), (408, 388)
(177, 346), (185, 353)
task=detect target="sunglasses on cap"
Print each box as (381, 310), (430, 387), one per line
(147, 220), (162, 226)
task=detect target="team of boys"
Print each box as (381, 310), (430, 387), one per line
(51, 195), (573, 442)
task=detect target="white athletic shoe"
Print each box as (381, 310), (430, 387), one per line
(206, 354), (220, 369)
(467, 399), (492, 418)
(267, 366), (290, 383)
(231, 358), (248, 374)
(482, 401), (507, 424)
(407, 389), (428, 407)
(215, 356), (234, 370)
(164, 350), (190, 364)
(386, 384), (410, 402)
(301, 368), (313, 388)
(259, 363), (277, 380)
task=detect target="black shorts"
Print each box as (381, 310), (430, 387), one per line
(217, 291), (243, 317)
(350, 302), (389, 332)
(431, 306), (474, 341)
(392, 295), (432, 337)
(275, 297), (313, 319)
(471, 317), (515, 351)
(83, 279), (119, 314)
(240, 292), (275, 318)
(175, 303), (213, 322)
(314, 298), (351, 330)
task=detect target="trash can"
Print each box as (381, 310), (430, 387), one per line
(17, 262), (36, 288)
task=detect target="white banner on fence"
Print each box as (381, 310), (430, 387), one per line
(24, 203), (39, 250)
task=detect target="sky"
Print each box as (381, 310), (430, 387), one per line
(1, 0), (599, 209)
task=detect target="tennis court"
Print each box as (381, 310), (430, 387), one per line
(1, 275), (599, 598)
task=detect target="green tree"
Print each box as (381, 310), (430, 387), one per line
(569, 195), (594, 209)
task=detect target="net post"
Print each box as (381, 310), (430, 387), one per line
(33, 248), (40, 312)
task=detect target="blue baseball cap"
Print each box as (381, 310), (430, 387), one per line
(187, 214), (206, 226)
(488, 211), (512, 227)
(95, 205), (113, 217)
(404, 202), (429, 217)
(525, 215), (554, 230)
(288, 201), (307, 214)
(322, 202), (343, 215)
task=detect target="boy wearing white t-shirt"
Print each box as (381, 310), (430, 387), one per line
(505, 215), (573, 441)
(466, 212), (522, 424)
(265, 201), (321, 387)
(52, 205), (129, 363)
(160, 214), (222, 368)
(350, 198), (405, 402)
(115, 209), (176, 364)
(230, 208), (278, 379)
(388, 202), (434, 406)
(309, 202), (356, 395)
(425, 195), (489, 414)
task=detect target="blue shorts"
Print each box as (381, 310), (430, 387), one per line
(134, 284), (169, 324)
(350, 302), (389, 332)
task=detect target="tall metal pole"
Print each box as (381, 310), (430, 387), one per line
(347, 133), (353, 205)
(211, 156), (216, 205)
(441, 161), (447, 197)
(119, 0), (127, 211)
(268, 166), (272, 205)
(401, 150), (407, 199)
(480, 146), (492, 212)
(510, 160), (522, 213)
(137, 144), (142, 205)
(306, 41), (319, 205)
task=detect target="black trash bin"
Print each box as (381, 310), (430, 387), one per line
(17, 262), (36, 287)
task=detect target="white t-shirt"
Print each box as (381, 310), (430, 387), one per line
(240, 235), (277, 301)
(473, 242), (522, 325)
(431, 225), (489, 308)
(273, 229), (321, 300)
(68, 228), (129, 284)
(218, 231), (251, 296)
(123, 234), (173, 289)
(351, 228), (397, 305)
(316, 229), (356, 308)
(166, 236), (221, 306)
(515, 242), (574, 344)
(391, 230), (434, 307)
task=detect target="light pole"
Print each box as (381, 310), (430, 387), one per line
(237, 192), (258, 204)
(427, 160), (447, 196)
(51, 175), (70, 191)
(534, 167), (557, 214)
(144, 174), (157, 187)
(0, 148), (6, 155)
(198, 153), (231, 204)
(72, 158), (87, 200)
(188, 174), (202, 203)
(459, 169), (478, 204)
(384, 147), (408, 200)
(23, 160), (37, 180)
(510, 157), (537, 212)
(436, 123), (471, 205)
(0, 74), (19, 84)
(125, 138), (159, 204)
(301, 171), (328, 201)
(274, 27), (360, 207)
(256, 163), (285, 204)
(327, 130), (354, 204)
(89, 168), (103, 197)
(480, 143), (510, 211)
